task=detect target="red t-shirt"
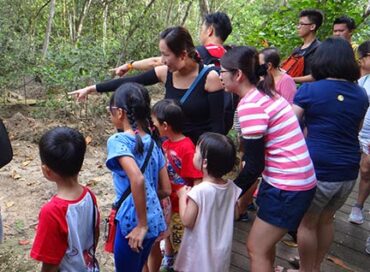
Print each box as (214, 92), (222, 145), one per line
(162, 137), (202, 213)
(30, 186), (99, 271)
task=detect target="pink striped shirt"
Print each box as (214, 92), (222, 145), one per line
(237, 89), (316, 191)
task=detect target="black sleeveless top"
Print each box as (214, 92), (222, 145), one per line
(96, 65), (225, 143)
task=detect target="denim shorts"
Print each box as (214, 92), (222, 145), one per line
(256, 181), (316, 231)
(307, 179), (356, 213)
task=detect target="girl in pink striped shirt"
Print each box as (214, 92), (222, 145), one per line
(220, 46), (316, 272)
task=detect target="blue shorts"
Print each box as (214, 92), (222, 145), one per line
(256, 181), (316, 231)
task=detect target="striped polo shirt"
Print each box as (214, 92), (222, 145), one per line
(237, 89), (316, 191)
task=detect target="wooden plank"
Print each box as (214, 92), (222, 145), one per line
(229, 178), (370, 271)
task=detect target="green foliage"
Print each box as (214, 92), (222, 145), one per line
(226, 0), (369, 57)
(0, 0), (369, 95)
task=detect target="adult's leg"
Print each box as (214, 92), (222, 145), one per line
(357, 153), (370, 206)
(312, 209), (336, 272)
(247, 217), (287, 272)
(296, 211), (321, 272)
(237, 181), (258, 219)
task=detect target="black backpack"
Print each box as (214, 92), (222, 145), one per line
(197, 45), (239, 135)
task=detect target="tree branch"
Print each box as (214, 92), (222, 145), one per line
(181, 2), (193, 26)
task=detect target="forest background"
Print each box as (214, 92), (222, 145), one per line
(0, 1), (369, 270)
(0, 0), (369, 113)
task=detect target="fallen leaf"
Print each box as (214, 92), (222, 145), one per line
(22, 160), (32, 167)
(85, 136), (92, 145)
(326, 255), (354, 271)
(18, 240), (30, 245)
(11, 170), (21, 180)
(27, 181), (36, 186)
(6, 201), (15, 208)
(86, 180), (97, 187)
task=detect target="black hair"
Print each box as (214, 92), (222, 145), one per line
(299, 9), (324, 31)
(152, 99), (184, 133)
(203, 12), (232, 42)
(39, 127), (86, 178)
(333, 15), (356, 31)
(260, 47), (280, 68)
(197, 132), (236, 178)
(109, 83), (160, 153)
(358, 40), (370, 59)
(220, 46), (275, 97)
(160, 26), (201, 63)
(311, 37), (360, 82)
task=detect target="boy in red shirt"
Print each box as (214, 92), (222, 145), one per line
(152, 99), (202, 271)
(31, 127), (99, 272)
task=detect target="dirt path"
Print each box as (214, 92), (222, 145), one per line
(0, 113), (118, 271)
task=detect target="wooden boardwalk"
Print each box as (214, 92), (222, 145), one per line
(230, 180), (370, 272)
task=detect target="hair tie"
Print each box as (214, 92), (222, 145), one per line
(256, 63), (268, 77)
(134, 129), (139, 135)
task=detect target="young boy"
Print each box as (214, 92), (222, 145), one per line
(152, 99), (202, 271)
(31, 127), (99, 272)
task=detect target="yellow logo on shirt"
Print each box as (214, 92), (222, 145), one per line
(337, 95), (344, 101)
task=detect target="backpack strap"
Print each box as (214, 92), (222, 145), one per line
(180, 65), (211, 104)
(113, 139), (155, 210)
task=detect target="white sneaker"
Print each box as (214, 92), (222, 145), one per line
(348, 206), (364, 224)
(366, 237), (370, 255)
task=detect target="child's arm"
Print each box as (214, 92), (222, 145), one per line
(41, 263), (59, 272)
(118, 156), (148, 253)
(157, 166), (171, 199)
(177, 186), (198, 229)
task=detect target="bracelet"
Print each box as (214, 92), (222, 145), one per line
(127, 60), (135, 71)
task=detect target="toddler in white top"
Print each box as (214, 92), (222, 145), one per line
(175, 132), (242, 272)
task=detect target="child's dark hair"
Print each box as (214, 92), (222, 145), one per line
(299, 9), (324, 31)
(220, 46), (275, 97)
(333, 15), (356, 31)
(39, 127), (86, 178)
(197, 132), (236, 178)
(109, 83), (159, 154)
(152, 99), (184, 133)
(260, 47), (280, 69)
(160, 26), (201, 63)
(358, 40), (370, 59)
(203, 12), (232, 42)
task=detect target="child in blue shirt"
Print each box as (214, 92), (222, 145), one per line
(105, 82), (170, 271)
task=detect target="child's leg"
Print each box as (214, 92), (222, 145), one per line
(164, 236), (174, 255)
(147, 241), (162, 272)
(114, 222), (156, 272)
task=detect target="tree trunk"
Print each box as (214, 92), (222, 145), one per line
(199, 0), (210, 19)
(41, 0), (56, 59)
(74, 0), (93, 43)
(165, 0), (174, 25)
(102, 0), (109, 51)
(364, 0), (370, 18)
(181, 2), (193, 26)
(116, 0), (156, 66)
